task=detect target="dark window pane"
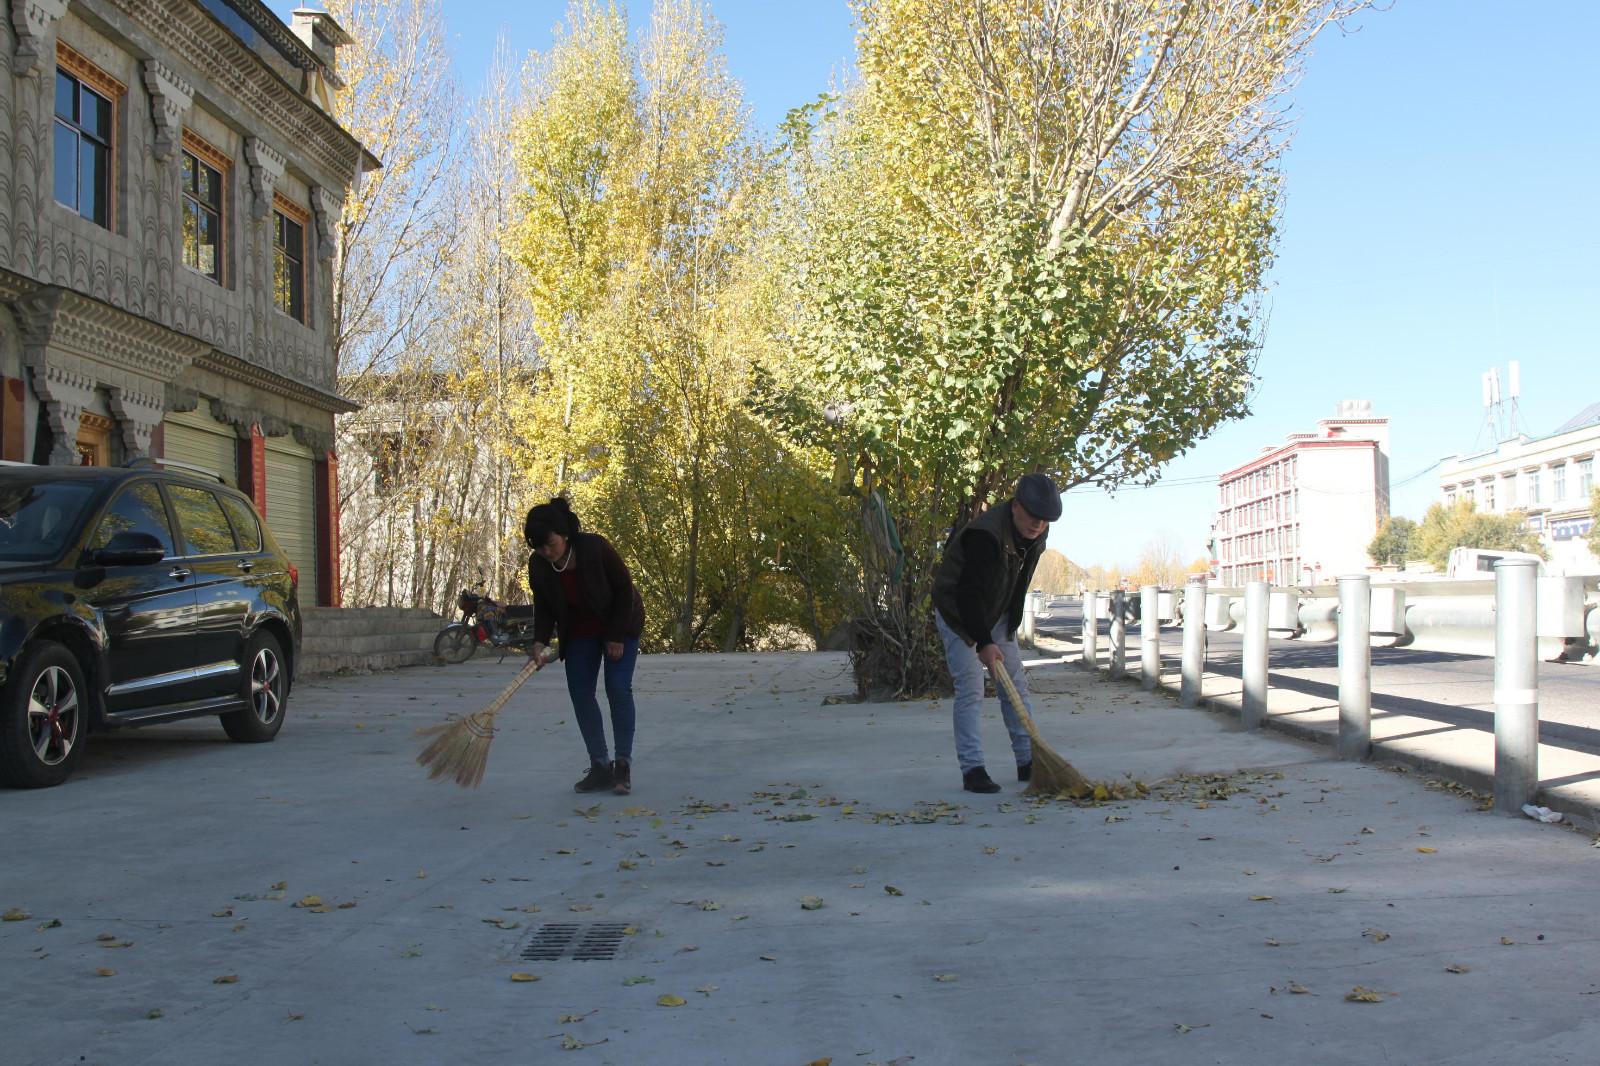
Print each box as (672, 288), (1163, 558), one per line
(80, 86), (110, 141)
(80, 139), (108, 226)
(198, 162), (220, 207)
(182, 200), (199, 270)
(53, 123), (79, 209)
(219, 494), (262, 553)
(198, 209), (218, 277)
(183, 152), (197, 194)
(55, 71), (76, 120)
(0, 481), (98, 562)
(90, 482), (173, 557)
(283, 216), (303, 253)
(169, 484), (237, 556)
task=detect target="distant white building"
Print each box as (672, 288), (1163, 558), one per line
(1212, 401), (1390, 586)
(1438, 402), (1600, 575)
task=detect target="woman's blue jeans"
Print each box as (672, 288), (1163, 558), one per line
(563, 637), (639, 763)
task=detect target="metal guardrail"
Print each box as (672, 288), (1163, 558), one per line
(1063, 569), (1600, 814)
(1071, 576), (1600, 664)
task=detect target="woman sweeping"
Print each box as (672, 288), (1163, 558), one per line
(524, 497), (646, 795)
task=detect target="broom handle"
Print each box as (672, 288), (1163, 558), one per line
(482, 657), (544, 717)
(988, 660), (1044, 743)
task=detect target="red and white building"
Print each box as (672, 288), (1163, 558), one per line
(1212, 401), (1391, 586)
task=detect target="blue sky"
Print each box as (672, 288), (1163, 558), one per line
(284, 1), (1600, 569)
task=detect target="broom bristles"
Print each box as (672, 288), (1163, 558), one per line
(988, 661), (1095, 798)
(416, 658), (542, 788)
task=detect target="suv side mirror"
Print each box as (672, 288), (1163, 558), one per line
(86, 531), (166, 567)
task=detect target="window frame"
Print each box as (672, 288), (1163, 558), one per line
(271, 193), (310, 324)
(180, 130), (230, 286)
(53, 43), (124, 231)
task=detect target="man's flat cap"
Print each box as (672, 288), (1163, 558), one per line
(1015, 473), (1062, 521)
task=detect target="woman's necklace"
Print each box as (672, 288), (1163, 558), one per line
(551, 545), (574, 573)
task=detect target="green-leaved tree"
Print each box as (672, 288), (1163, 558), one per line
(1415, 500), (1545, 571)
(1368, 516), (1418, 567)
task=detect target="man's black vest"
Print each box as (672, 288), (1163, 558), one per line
(932, 503), (1045, 645)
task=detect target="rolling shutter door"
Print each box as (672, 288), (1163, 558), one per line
(264, 437), (318, 588)
(161, 409), (237, 482)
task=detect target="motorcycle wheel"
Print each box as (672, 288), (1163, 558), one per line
(433, 624), (478, 665)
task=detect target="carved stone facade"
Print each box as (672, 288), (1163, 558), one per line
(0, 0), (374, 606)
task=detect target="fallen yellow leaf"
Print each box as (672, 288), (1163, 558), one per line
(933, 973), (957, 982)
(213, 975), (239, 985)
(1288, 981), (1310, 994)
(799, 896), (824, 910)
(1416, 847), (1437, 854)
(509, 972), (541, 983)
(96, 967), (117, 977)
(1345, 986), (1383, 1003)
(657, 994), (686, 1007)
(884, 885), (904, 896)
(1249, 895), (1273, 902)
(293, 896), (323, 908)
(1445, 963), (1470, 974)
(1500, 936), (1515, 946)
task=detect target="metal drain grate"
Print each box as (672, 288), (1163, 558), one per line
(520, 922), (632, 962)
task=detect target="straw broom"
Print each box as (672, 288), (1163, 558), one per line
(416, 652), (551, 787)
(988, 660), (1093, 798)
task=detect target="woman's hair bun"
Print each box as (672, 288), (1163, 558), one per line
(524, 495), (581, 547)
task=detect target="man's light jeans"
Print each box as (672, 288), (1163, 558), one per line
(936, 610), (1034, 774)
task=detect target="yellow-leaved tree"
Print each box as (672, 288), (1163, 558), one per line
(507, 0), (852, 650)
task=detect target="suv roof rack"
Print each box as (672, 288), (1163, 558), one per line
(123, 456), (233, 486)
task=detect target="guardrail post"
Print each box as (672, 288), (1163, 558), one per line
(1337, 574), (1371, 760)
(1140, 585), (1160, 691)
(1242, 581), (1270, 729)
(1180, 578), (1206, 707)
(1493, 559), (1540, 813)
(1082, 589), (1100, 670)
(1109, 590), (1127, 680)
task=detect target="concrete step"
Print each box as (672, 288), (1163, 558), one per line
(297, 606), (449, 677)
(302, 632), (439, 656)
(298, 650), (438, 676)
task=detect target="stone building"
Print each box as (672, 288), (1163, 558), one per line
(1212, 400), (1391, 586)
(1438, 402), (1600, 576)
(0, 0), (375, 605)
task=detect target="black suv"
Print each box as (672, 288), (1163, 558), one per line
(0, 460), (301, 788)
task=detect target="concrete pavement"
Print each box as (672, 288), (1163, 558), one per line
(4, 652), (1599, 1065)
(1036, 611), (1600, 830)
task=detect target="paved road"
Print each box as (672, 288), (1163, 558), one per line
(5, 654), (1599, 1065)
(1037, 604), (1600, 757)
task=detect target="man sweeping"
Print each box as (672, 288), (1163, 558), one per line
(933, 473), (1063, 794)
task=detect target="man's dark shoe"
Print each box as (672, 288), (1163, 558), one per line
(612, 758), (632, 795)
(963, 767), (1001, 794)
(1017, 761), (1032, 783)
(574, 759), (614, 793)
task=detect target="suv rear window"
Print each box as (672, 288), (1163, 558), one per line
(218, 493), (262, 553)
(0, 481), (98, 562)
(169, 484), (238, 556)
(89, 482), (174, 557)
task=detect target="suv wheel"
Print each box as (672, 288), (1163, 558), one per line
(221, 631), (288, 743)
(0, 642), (88, 788)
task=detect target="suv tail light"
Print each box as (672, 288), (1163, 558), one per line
(288, 564), (299, 589)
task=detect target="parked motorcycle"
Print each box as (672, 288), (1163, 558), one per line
(433, 583), (540, 664)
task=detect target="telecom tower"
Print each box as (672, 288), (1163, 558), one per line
(1479, 361), (1524, 446)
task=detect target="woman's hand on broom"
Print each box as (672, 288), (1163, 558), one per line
(977, 643), (1002, 669)
(527, 642), (556, 668)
